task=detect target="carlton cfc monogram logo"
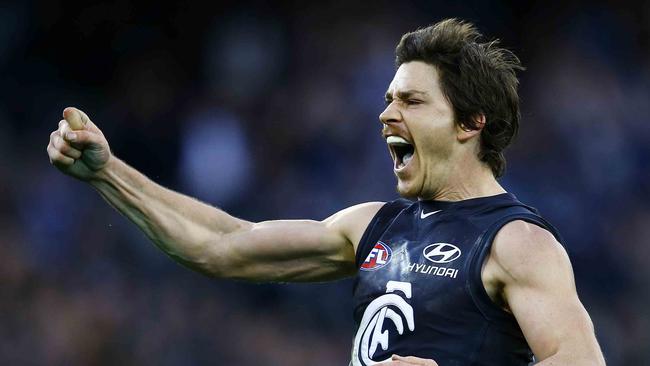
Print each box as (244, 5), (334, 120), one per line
(351, 281), (415, 365)
(361, 242), (392, 271)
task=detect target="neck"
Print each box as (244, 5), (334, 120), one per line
(420, 153), (506, 202)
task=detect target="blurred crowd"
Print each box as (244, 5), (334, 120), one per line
(1, 1), (648, 365)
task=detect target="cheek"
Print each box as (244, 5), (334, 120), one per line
(415, 125), (455, 158)
(405, 108), (456, 158)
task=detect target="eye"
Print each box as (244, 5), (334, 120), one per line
(406, 99), (422, 105)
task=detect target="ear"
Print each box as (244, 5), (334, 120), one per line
(457, 114), (485, 143)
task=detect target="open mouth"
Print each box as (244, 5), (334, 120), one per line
(386, 136), (415, 170)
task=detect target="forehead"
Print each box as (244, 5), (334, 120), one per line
(386, 61), (443, 97)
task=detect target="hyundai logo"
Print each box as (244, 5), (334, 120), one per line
(423, 243), (462, 264)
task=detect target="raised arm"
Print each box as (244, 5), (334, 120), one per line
(47, 107), (383, 282)
(489, 221), (606, 365)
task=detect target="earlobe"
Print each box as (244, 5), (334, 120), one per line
(457, 114), (486, 143)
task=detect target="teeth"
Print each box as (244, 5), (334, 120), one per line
(386, 136), (409, 145)
(403, 152), (413, 164)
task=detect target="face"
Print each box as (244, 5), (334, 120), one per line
(380, 61), (457, 199)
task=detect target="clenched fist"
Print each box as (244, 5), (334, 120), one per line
(47, 107), (112, 180)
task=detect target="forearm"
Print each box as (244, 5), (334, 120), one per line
(89, 156), (251, 274)
(535, 352), (605, 366)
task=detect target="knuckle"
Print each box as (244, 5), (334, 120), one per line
(52, 134), (63, 149)
(50, 149), (61, 160)
(59, 121), (69, 133)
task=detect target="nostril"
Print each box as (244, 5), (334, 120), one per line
(379, 106), (401, 125)
(380, 114), (401, 125)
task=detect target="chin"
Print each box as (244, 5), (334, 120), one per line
(396, 181), (420, 199)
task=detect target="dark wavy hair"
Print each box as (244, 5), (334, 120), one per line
(395, 18), (523, 177)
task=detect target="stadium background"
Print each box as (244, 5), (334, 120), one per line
(1, 1), (648, 365)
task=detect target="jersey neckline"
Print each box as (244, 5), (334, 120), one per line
(418, 192), (517, 211)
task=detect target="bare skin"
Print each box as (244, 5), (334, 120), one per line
(381, 355), (439, 365)
(47, 61), (605, 365)
(48, 108), (381, 282)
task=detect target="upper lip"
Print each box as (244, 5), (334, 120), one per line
(382, 131), (414, 168)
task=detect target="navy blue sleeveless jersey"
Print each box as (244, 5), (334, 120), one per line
(350, 193), (562, 366)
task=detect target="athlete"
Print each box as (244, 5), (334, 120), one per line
(47, 19), (605, 365)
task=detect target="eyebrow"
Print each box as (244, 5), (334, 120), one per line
(385, 89), (430, 100)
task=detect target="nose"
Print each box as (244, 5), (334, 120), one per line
(379, 101), (402, 126)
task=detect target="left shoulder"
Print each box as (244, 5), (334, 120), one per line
(491, 220), (573, 285)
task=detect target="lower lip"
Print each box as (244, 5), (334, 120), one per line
(394, 154), (414, 174)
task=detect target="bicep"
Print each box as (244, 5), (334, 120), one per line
(216, 202), (384, 282)
(494, 222), (604, 363)
(506, 263), (596, 360)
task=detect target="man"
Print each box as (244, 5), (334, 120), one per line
(47, 19), (605, 365)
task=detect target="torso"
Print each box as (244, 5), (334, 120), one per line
(349, 193), (561, 366)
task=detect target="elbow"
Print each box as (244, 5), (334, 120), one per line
(173, 255), (243, 280)
(541, 351), (606, 366)
(192, 249), (243, 279)
(162, 249), (226, 278)
(187, 224), (252, 278)
(160, 237), (241, 279)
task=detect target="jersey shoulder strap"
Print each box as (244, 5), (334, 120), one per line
(355, 199), (412, 268)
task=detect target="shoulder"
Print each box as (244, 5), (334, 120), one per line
(490, 220), (573, 286)
(323, 202), (386, 252)
(325, 202), (387, 227)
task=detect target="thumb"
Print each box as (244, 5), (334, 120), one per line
(63, 107), (90, 131)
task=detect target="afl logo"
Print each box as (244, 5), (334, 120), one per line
(361, 242), (392, 271)
(423, 243), (462, 264)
